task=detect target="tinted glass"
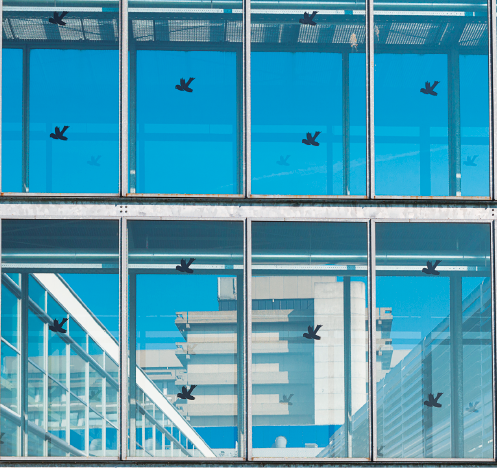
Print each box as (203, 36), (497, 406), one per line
(2, 0), (119, 193)
(251, 222), (369, 458)
(129, 1), (242, 195)
(1, 220), (119, 456)
(375, 223), (492, 458)
(128, 220), (244, 457)
(251, 4), (366, 196)
(374, 0), (489, 197)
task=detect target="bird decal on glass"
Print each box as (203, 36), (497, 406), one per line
(303, 325), (322, 340)
(176, 77), (195, 92)
(49, 11), (68, 26)
(424, 392), (443, 408)
(466, 401), (479, 413)
(177, 385), (196, 400)
(88, 155), (101, 167)
(299, 11), (318, 25)
(280, 394), (294, 405)
(176, 258), (195, 273)
(463, 155), (478, 167)
(302, 131), (321, 147)
(276, 155), (290, 166)
(420, 81), (440, 96)
(422, 260), (441, 276)
(50, 126), (70, 141)
(49, 317), (68, 333)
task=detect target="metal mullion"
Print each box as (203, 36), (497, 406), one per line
(119, 217), (129, 460)
(0, 0), (2, 195)
(366, 0), (374, 199)
(368, 219), (377, 461)
(243, 0), (251, 198)
(245, 218), (252, 460)
(21, 45), (29, 193)
(120, 0), (129, 196)
(490, 0), (497, 200)
(492, 220), (497, 460)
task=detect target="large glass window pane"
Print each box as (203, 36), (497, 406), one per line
(2, 283), (19, 347)
(128, 220), (244, 457)
(1, 342), (19, 413)
(251, 222), (369, 458)
(2, 0), (119, 193)
(2, 220), (119, 457)
(129, 1), (242, 195)
(374, 0), (488, 197)
(375, 223), (492, 458)
(251, 5), (366, 196)
(0, 415), (19, 456)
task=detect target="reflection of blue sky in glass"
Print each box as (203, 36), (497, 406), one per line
(135, 51), (238, 194)
(252, 52), (366, 195)
(3, 49), (119, 193)
(375, 53), (488, 196)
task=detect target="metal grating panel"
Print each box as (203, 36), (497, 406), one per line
(459, 22), (487, 47)
(385, 22), (439, 45)
(332, 23), (365, 44)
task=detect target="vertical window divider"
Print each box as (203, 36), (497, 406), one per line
(366, 0), (374, 199)
(489, 0), (496, 199)
(119, 217), (129, 460)
(243, 0), (251, 198)
(368, 219), (377, 460)
(120, 0), (129, 197)
(492, 220), (497, 460)
(245, 218), (252, 459)
(21, 45), (29, 194)
(0, 0), (2, 195)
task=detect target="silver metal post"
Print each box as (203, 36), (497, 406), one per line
(120, 0), (129, 196)
(450, 274), (464, 457)
(129, 45), (137, 194)
(342, 52), (350, 196)
(343, 276), (352, 456)
(489, 0), (496, 200)
(129, 272), (137, 456)
(236, 273), (245, 457)
(20, 273), (29, 455)
(366, 0), (374, 199)
(243, 0), (251, 198)
(119, 218), (129, 459)
(492, 221), (497, 460)
(448, 48), (461, 197)
(368, 220), (376, 460)
(21, 46), (29, 193)
(245, 218), (252, 460)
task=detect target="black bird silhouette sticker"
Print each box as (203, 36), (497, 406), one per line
(463, 155), (478, 167)
(424, 392), (443, 408)
(176, 258), (195, 273)
(299, 11), (318, 25)
(377, 446), (384, 457)
(0, 433), (4, 444)
(422, 260), (441, 276)
(302, 131), (321, 146)
(280, 394), (294, 405)
(276, 155), (290, 166)
(466, 401), (479, 413)
(177, 385), (196, 400)
(49, 318), (68, 333)
(49, 11), (68, 26)
(50, 126), (69, 141)
(303, 325), (322, 340)
(176, 78), (195, 92)
(420, 81), (440, 96)
(88, 155), (101, 167)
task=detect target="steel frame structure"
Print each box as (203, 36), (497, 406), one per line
(0, 0), (497, 464)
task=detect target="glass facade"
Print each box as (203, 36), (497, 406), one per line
(0, 0), (497, 463)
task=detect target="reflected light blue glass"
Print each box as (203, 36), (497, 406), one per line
(135, 51), (238, 194)
(2, 284), (19, 347)
(29, 49), (119, 193)
(2, 49), (22, 192)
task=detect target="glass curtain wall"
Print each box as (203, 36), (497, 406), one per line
(0, 220), (120, 457)
(1, 0), (119, 193)
(375, 223), (492, 458)
(127, 220), (244, 457)
(251, 222), (369, 458)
